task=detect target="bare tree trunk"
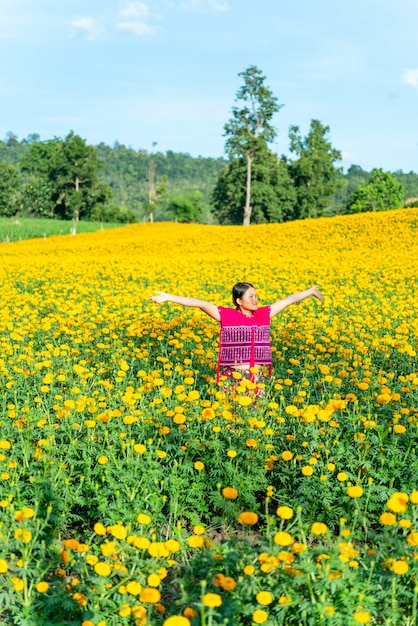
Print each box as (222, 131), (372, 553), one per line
(71, 177), (80, 234)
(243, 153), (253, 226)
(148, 160), (156, 222)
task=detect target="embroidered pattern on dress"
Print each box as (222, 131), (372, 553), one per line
(218, 324), (271, 366)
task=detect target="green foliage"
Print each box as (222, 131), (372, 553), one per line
(0, 217), (122, 242)
(88, 205), (137, 224)
(166, 190), (207, 223)
(347, 168), (404, 213)
(287, 119), (343, 219)
(0, 161), (19, 216)
(21, 132), (112, 221)
(97, 143), (225, 221)
(224, 65), (282, 159)
(212, 150), (296, 224)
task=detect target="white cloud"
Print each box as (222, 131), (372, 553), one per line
(71, 16), (104, 40)
(117, 1), (158, 36)
(402, 68), (418, 88)
(179, 0), (230, 14)
(119, 1), (150, 19)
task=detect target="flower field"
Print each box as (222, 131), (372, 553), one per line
(1, 208), (418, 626)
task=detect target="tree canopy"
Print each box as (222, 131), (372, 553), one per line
(346, 168), (404, 213)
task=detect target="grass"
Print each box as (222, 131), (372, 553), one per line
(0, 217), (124, 242)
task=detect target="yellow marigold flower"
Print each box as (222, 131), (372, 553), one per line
(220, 576), (236, 591)
(165, 539), (181, 553)
(256, 591), (273, 605)
(407, 531), (418, 547)
(126, 580), (142, 595)
(132, 605), (147, 618)
(188, 535), (204, 548)
(311, 522), (328, 536)
(276, 505), (294, 519)
(380, 512), (396, 526)
(73, 592), (87, 606)
(394, 424), (406, 434)
(387, 492), (409, 513)
(163, 617), (191, 626)
(14, 529), (32, 543)
(202, 593), (222, 608)
(183, 607), (198, 618)
(246, 438), (258, 447)
(392, 560), (409, 574)
(0, 559), (8, 573)
(237, 511), (258, 525)
(0, 440), (11, 449)
(134, 443), (146, 454)
(292, 542), (307, 553)
(98, 455), (108, 465)
(137, 513), (152, 524)
(119, 604), (132, 617)
(63, 538), (79, 550)
(147, 573), (161, 587)
(222, 487), (238, 500)
(194, 461), (204, 471)
(194, 525), (205, 535)
(94, 522), (107, 536)
(278, 596), (292, 605)
(22, 506), (35, 519)
(244, 565), (255, 575)
(157, 450), (167, 459)
(410, 491), (418, 504)
(148, 542), (170, 557)
(94, 562), (111, 577)
(252, 609), (269, 624)
(86, 553), (98, 565)
(301, 465), (313, 476)
(324, 606), (335, 616)
(347, 486), (364, 498)
(140, 587), (161, 603)
(281, 451), (293, 461)
(12, 577), (24, 592)
(399, 519), (412, 529)
(101, 541), (117, 557)
(337, 472), (348, 482)
(274, 531), (294, 546)
(36, 581), (49, 593)
(227, 449), (237, 458)
(353, 610), (371, 623)
(108, 524), (127, 540)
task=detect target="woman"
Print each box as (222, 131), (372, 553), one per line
(150, 282), (324, 393)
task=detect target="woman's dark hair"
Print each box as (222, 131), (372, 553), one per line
(232, 282), (255, 309)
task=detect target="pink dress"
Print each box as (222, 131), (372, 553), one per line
(216, 306), (272, 381)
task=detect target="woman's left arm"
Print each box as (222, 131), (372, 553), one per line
(270, 286), (324, 318)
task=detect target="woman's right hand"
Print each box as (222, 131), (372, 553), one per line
(149, 292), (170, 303)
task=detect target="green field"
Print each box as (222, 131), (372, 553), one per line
(0, 217), (124, 243)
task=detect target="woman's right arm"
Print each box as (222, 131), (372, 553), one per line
(149, 292), (221, 321)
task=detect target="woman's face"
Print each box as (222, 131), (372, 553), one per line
(237, 287), (258, 313)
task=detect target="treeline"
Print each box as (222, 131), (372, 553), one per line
(1, 120), (417, 226)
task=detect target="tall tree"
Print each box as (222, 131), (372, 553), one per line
(287, 119), (342, 219)
(223, 65), (282, 225)
(346, 168), (404, 213)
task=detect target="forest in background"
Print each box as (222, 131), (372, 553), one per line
(1, 130), (418, 225)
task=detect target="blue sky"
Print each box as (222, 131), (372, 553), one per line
(1, 0), (417, 172)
